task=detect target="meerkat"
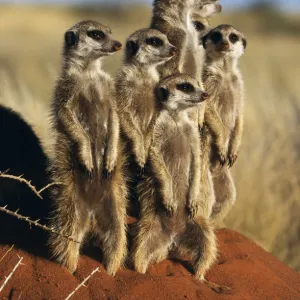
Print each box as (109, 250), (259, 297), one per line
(200, 24), (247, 223)
(150, 0), (221, 78)
(48, 20), (127, 275)
(116, 28), (176, 171)
(132, 73), (218, 283)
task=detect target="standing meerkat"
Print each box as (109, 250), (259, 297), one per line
(116, 28), (177, 171)
(150, 0), (221, 78)
(132, 74), (218, 283)
(201, 24), (247, 223)
(49, 20), (127, 275)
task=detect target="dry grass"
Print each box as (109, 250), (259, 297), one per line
(0, 5), (299, 271)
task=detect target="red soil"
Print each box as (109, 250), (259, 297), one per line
(0, 228), (299, 300)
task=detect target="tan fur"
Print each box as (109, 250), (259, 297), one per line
(116, 28), (175, 169)
(132, 74), (216, 280)
(48, 20), (127, 275)
(150, 0), (221, 78)
(201, 25), (247, 223)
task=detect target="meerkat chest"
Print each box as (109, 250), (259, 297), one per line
(133, 79), (157, 131)
(160, 122), (191, 175)
(217, 72), (239, 128)
(75, 82), (110, 140)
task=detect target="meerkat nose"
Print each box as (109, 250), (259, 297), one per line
(170, 46), (178, 56)
(220, 41), (230, 50)
(201, 92), (209, 100)
(216, 4), (222, 13)
(113, 41), (123, 51)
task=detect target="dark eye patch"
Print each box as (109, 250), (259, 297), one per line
(229, 33), (239, 44)
(193, 21), (205, 31)
(146, 37), (164, 47)
(87, 30), (106, 41)
(210, 31), (222, 44)
(176, 83), (195, 93)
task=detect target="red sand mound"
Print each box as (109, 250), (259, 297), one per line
(0, 229), (299, 300)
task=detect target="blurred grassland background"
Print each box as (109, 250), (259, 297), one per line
(0, 2), (299, 270)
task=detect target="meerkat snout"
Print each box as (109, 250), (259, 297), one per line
(201, 92), (209, 100)
(169, 46), (178, 57)
(112, 41), (123, 52)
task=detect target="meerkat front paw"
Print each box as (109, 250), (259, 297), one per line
(162, 192), (177, 217)
(217, 148), (227, 167)
(105, 153), (117, 175)
(227, 152), (238, 168)
(79, 142), (94, 177)
(134, 143), (147, 169)
(163, 202), (177, 217)
(187, 200), (199, 219)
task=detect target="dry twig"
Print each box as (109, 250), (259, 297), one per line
(0, 256), (24, 293)
(0, 172), (59, 199)
(0, 172), (43, 199)
(64, 267), (100, 300)
(0, 205), (80, 244)
(0, 245), (14, 263)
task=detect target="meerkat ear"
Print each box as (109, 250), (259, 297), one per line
(65, 31), (78, 47)
(201, 34), (209, 49)
(242, 38), (247, 49)
(157, 87), (169, 102)
(126, 40), (139, 57)
(200, 3), (222, 18)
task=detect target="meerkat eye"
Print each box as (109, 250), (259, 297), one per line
(176, 83), (195, 93)
(229, 33), (239, 44)
(193, 21), (205, 31)
(210, 32), (222, 44)
(146, 37), (164, 47)
(87, 30), (106, 41)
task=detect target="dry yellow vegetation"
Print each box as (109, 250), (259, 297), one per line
(0, 5), (299, 271)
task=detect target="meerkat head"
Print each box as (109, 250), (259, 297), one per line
(202, 24), (247, 59)
(191, 2), (222, 38)
(63, 20), (122, 61)
(191, 15), (211, 38)
(156, 74), (209, 111)
(193, 0), (221, 18)
(125, 28), (177, 65)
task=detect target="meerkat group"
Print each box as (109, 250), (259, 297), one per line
(48, 0), (247, 286)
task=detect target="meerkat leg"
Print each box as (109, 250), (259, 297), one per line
(176, 218), (230, 292)
(199, 168), (216, 218)
(105, 109), (120, 174)
(198, 129), (216, 218)
(210, 168), (236, 225)
(176, 218), (216, 280)
(186, 126), (201, 218)
(49, 179), (90, 273)
(132, 216), (171, 273)
(228, 114), (244, 167)
(95, 180), (127, 276)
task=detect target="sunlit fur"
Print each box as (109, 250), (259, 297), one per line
(200, 24), (247, 224)
(151, 0), (221, 78)
(48, 20), (127, 276)
(116, 28), (176, 170)
(132, 74), (217, 281)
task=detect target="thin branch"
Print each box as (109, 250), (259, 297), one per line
(0, 172), (42, 199)
(64, 267), (100, 300)
(0, 256), (24, 292)
(0, 172), (62, 199)
(0, 206), (80, 244)
(0, 245), (14, 263)
(38, 182), (61, 195)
